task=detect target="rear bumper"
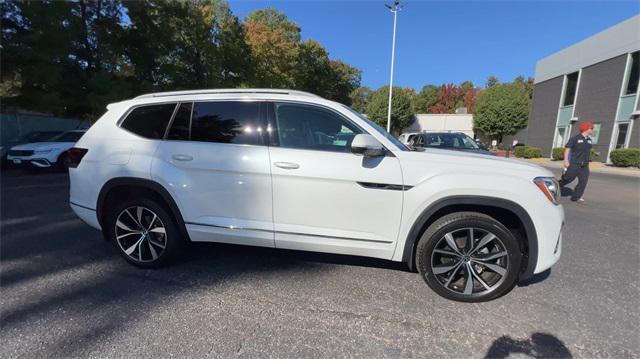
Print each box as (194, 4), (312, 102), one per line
(70, 202), (101, 230)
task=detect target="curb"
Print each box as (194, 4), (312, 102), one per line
(516, 158), (640, 178)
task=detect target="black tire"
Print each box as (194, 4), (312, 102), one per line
(416, 212), (521, 302)
(105, 197), (185, 268)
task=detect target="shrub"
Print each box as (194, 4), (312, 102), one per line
(552, 147), (564, 161)
(514, 146), (526, 158)
(553, 147), (598, 161)
(523, 147), (542, 158)
(609, 148), (640, 167)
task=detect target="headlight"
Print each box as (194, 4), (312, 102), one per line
(533, 177), (559, 204)
(34, 148), (56, 154)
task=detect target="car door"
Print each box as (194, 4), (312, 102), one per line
(267, 101), (403, 259)
(152, 100), (274, 248)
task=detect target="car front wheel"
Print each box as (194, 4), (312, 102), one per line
(416, 212), (522, 302)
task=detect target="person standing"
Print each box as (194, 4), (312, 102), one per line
(559, 121), (594, 202)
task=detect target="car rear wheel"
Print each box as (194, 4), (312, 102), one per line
(416, 212), (521, 302)
(106, 198), (183, 268)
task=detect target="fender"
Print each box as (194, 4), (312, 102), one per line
(402, 195), (538, 280)
(96, 177), (190, 241)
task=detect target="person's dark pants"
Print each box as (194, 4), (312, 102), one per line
(559, 163), (590, 200)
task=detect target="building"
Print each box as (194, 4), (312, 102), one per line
(403, 113), (474, 137)
(527, 15), (640, 162)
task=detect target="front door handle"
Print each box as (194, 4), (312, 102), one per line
(274, 161), (299, 170)
(172, 154), (193, 162)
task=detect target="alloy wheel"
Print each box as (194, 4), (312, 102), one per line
(430, 227), (509, 297)
(114, 206), (167, 263)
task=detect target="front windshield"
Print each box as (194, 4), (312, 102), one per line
(422, 133), (480, 149)
(342, 105), (410, 151)
(53, 132), (84, 142)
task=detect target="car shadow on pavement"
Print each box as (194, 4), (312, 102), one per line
(485, 332), (572, 358)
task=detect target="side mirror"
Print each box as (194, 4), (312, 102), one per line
(351, 134), (386, 157)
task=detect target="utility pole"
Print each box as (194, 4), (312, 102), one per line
(385, 0), (403, 133)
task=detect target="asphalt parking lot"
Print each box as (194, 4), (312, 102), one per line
(1, 168), (638, 358)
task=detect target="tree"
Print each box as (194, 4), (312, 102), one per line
(413, 84), (438, 113)
(474, 80), (530, 141)
(244, 8), (300, 88)
(485, 76), (499, 88)
(365, 86), (414, 134)
(349, 86), (372, 113)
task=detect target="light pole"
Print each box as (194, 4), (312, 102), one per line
(385, 0), (402, 133)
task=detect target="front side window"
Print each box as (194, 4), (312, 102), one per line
(563, 72), (579, 106)
(121, 103), (177, 139)
(191, 101), (264, 145)
(624, 51), (639, 95)
(273, 103), (362, 152)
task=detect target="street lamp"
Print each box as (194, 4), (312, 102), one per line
(385, 0), (403, 133)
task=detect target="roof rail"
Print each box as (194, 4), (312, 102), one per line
(134, 88), (322, 100)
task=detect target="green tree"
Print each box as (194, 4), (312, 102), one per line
(413, 84), (439, 113)
(474, 80), (530, 141)
(349, 86), (372, 113)
(244, 8), (300, 88)
(365, 86), (414, 134)
(485, 76), (499, 88)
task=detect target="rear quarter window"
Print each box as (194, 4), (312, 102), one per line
(121, 103), (177, 139)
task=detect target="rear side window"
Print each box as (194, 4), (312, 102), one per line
(191, 101), (264, 145)
(121, 103), (176, 139)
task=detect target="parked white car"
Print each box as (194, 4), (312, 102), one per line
(7, 130), (86, 169)
(68, 89), (563, 302)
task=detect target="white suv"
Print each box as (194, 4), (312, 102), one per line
(69, 89), (563, 302)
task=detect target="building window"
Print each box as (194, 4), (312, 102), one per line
(562, 72), (579, 106)
(590, 123), (601, 144)
(624, 51), (639, 96)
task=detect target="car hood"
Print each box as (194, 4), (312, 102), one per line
(396, 147), (554, 184)
(10, 142), (74, 151)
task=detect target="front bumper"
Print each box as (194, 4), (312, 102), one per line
(531, 204), (564, 275)
(6, 156), (55, 168)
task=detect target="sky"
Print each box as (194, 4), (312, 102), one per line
(229, 0), (639, 90)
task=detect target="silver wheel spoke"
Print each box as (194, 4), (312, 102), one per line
(433, 249), (460, 257)
(472, 260), (507, 276)
(466, 228), (474, 253)
(463, 264), (474, 295)
(472, 251), (507, 262)
(470, 233), (496, 255)
(469, 263), (491, 290)
(444, 262), (463, 288)
(136, 207), (144, 226)
(444, 233), (461, 255)
(149, 226), (165, 234)
(147, 213), (158, 231)
(125, 209), (143, 229)
(148, 240), (158, 260)
(116, 220), (136, 232)
(433, 262), (461, 275)
(117, 231), (141, 240)
(125, 234), (145, 255)
(148, 238), (165, 249)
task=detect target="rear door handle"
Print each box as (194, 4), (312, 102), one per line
(171, 154), (193, 162)
(274, 162), (299, 170)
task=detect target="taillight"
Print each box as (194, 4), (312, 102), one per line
(65, 147), (88, 168)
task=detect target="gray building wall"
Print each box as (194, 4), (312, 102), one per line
(571, 54), (628, 160)
(629, 125), (639, 148)
(526, 76), (564, 157)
